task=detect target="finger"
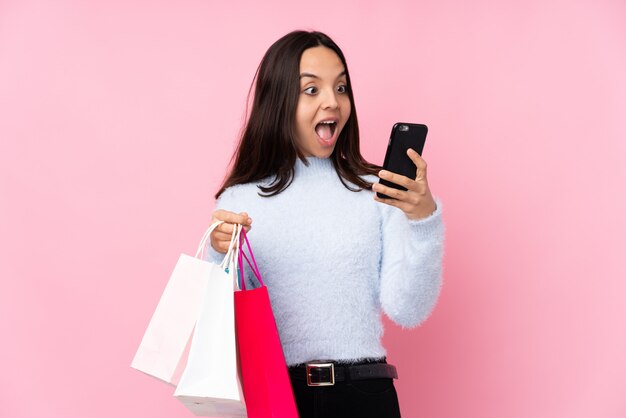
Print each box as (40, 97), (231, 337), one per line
(210, 239), (228, 254)
(212, 210), (252, 226)
(378, 170), (414, 190)
(239, 212), (253, 226)
(374, 182), (426, 206)
(213, 247), (226, 255)
(212, 230), (233, 242)
(407, 149), (428, 179)
(373, 193), (412, 212)
(372, 182), (408, 201)
(216, 222), (236, 234)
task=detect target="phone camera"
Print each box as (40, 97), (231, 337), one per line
(399, 125), (409, 132)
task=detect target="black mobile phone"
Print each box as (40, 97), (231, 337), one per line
(377, 123), (428, 199)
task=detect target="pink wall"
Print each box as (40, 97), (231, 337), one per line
(1, 1), (625, 417)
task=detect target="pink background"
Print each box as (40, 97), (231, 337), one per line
(1, 0), (625, 417)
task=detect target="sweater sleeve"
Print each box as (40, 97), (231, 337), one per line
(379, 198), (445, 328)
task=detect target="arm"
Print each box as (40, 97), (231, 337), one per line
(378, 201), (444, 327)
(372, 148), (445, 327)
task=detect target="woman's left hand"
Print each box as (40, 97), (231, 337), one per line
(372, 148), (437, 220)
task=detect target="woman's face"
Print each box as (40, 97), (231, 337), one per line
(294, 46), (351, 158)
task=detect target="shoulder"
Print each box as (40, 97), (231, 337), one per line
(218, 182), (258, 199)
(215, 180), (269, 211)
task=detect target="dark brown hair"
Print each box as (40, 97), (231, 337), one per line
(215, 30), (380, 198)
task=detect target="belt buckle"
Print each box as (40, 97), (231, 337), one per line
(305, 362), (335, 387)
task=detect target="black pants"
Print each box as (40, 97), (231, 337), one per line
(289, 360), (402, 418)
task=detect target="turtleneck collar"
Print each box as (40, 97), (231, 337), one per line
(293, 156), (335, 178)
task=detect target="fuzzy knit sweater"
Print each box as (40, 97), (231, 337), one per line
(207, 157), (444, 366)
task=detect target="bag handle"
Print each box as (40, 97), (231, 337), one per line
(237, 227), (264, 291)
(222, 224), (242, 271)
(194, 221), (241, 268)
(195, 221), (223, 259)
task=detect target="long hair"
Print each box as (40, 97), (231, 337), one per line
(215, 30), (380, 198)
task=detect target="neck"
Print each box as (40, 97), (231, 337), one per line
(294, 156), (334, 178)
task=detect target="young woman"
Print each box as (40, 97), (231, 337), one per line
(207, 30), (444, 418)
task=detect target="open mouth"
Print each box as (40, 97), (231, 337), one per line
(315, 120), (337, 142)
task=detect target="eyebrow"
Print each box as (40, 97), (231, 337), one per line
(299, 70), (346, 80)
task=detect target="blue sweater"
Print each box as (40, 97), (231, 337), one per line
(208, 157), (444, 366)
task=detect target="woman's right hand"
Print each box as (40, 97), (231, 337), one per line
(210, 210), (253, 254)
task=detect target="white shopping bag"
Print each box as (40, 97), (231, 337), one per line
(131, 221), (237, 386)
(174, 224), (247, 417)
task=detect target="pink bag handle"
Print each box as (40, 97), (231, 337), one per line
(237, 227), (264, 291)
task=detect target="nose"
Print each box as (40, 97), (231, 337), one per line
(321, 88), (339, 110)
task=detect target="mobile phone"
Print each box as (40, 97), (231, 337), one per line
(377, 123), (428, 199)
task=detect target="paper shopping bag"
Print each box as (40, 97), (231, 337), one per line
(174, 224), (247, 417)
(235, 228), (298, 418)
(131, 221), (235, 385)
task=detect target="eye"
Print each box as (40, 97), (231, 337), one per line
(303, 86), (318, 95)
(337, 84), (348, 94)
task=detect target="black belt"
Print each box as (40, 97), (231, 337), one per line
(289, 361), (398, 387)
